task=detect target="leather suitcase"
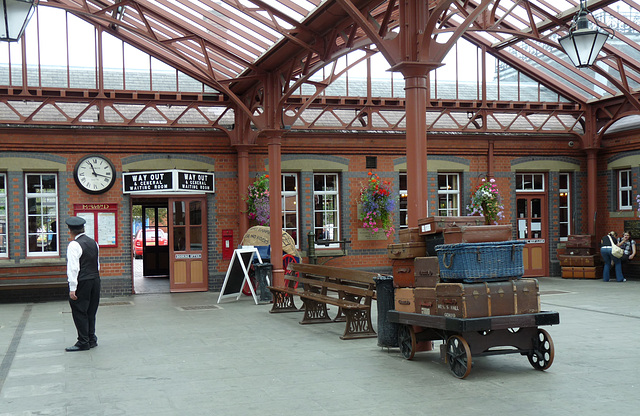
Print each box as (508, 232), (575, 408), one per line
(443, 225), (512, 244)
(392, 259), (415, 288)
(566, 235), (595, 248)
(387, 242), (426, 259)
(424, 233), (445, 256)
(414, 257), (440, 287)
(566, 248), (592, 256)
(418, 216), (485, 236)
(398, 227), (423, 243)
(562, 266), (577, 278)
(558, 254), (598, 267)
(394, 288), (436, 314)
(582, 266), (602, 279)
(513, 278), (540, 314)
(435, 280), (540, 318)
(435, 282), (490, 318)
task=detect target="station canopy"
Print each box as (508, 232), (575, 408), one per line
(0, 1), (634, 135)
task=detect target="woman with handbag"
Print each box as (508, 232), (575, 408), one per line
(600, 231), (625, 282)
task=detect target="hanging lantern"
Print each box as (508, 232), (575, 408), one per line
(0, 0), (38, 42)
(558, 0), (614, 68)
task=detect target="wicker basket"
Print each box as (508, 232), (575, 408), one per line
(435, 240), (526, 282)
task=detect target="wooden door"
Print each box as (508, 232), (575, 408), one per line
(169, 197), (208, 292)
(516, 194), (548, 277)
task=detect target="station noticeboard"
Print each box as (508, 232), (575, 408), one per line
(123, 170), (215, 194)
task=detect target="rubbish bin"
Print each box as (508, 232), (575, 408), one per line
(254, 263), (273, 304)
(374, 274), (398, 348)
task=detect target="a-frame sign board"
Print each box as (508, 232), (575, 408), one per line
(217, 247), (262, 304)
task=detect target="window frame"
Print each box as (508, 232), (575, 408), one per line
(0, 173), (7, 258)
(25, 173), (59, 257)
(618, 169), (633, 211)
(281, 173), (300, 248)
(558, 173), (571, 241)
(437, 173), (460, 216)
(515, 173), (545, 192)
(313, 173), (340, 248)
(399, 172), (408, 229)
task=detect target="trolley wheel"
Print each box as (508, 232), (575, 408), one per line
(446, 335), (472, 379)
(528, 328), (554, 371)
(398, 324), (416, 360)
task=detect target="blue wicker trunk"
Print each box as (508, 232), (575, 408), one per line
(435, 240), (526, 282)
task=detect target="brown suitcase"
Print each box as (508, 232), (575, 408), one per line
(394, 288), (436, 314)
(566, 247), (592, 256)
(418, 216), (485, 236)
(435, 282), (490, 318)
(558, 254), (598, 267)
(582, 266), (602, 279)
(513, 279), (540, 314)
(398, 227), (423, 243)
(435, 280), (540, 318)
(414, 257), (440, 287)
(387, 242), (426, 259)
(558, 255), (602, 267)
(566, 235), (595, 248)
(392, 259), (415, 288)
(443, 225), (512, 244)
(561, 266), (577, 278)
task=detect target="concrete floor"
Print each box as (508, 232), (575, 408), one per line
(1, 276), (639, 416)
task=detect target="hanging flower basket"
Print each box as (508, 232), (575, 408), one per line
(358, 172), (396, 237)
(467, 177), (504, 225)
(245, 174), (270, 226)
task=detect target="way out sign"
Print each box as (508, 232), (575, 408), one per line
(123, 170), (215, 194)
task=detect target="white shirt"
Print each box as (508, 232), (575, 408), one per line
(66, 233), (100, 291)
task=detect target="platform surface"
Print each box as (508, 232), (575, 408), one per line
(0, 277), (638, 415)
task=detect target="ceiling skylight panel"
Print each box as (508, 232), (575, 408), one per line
(215, 1), (287, 42)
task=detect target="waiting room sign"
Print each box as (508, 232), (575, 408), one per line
(123, 169), (215, 194)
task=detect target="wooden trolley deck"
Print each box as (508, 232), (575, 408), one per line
(387, 310), (560, 379)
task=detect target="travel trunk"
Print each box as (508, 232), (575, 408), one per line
(394, 287), (436, 314)
(435, 279), (540, 318)
(418, 216), (486, 236)
(387, 242), (426, 259)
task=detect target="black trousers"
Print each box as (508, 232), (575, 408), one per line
(69, 278), (101, 346)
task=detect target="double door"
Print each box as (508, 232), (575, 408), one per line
(135, 197), (207, 292)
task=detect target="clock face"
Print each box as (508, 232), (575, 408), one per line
(74, 155), (116, 194)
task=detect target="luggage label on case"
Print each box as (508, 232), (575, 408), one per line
(420, 224), (432, 233)
(418, 270), (435, 276)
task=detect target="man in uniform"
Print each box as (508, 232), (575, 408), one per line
(65, 216), (101, 352)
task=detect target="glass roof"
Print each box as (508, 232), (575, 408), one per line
(14, 0), (640, 105)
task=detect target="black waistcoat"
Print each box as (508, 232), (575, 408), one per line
(77, 234), (100, 281)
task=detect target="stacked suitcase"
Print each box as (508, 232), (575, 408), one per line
(558, 235), (602, 279)
(390, 220), (540, 319)
(389, 227), (438, 315)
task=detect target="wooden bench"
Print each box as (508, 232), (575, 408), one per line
(268, 263), (379, 340)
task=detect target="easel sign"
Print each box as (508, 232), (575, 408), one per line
(217, 247), (263, 304)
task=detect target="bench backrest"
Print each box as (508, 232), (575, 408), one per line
(288, 263), (378, 298)
(289, 263), (378, 285)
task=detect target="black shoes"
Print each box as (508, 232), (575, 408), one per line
(65, 344), (90, 352)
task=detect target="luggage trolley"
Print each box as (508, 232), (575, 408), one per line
(387, 310), (559, 379)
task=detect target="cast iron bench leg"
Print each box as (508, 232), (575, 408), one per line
(268, 290), (300, 313)
(340, 308), (376, 340)
(299, 298), (332, 324)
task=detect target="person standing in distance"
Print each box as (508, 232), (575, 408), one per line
(65, 216), (101, 352)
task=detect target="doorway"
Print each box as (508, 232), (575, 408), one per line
(131, 196), (208, 293)
(516, 194), (548, 277)
(132, 201), (170, 294)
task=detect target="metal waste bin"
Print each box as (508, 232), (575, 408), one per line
(374, 274), (398, 347)
(254, 263), (273, 303)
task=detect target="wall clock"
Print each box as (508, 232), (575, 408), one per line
(74, 154), (116, 194)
